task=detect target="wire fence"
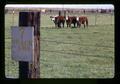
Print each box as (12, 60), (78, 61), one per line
(40, 38), (114, 59)
(41, 39), (114, 48)
(5, 10), (114, 78)
(6, 10), (114, 27)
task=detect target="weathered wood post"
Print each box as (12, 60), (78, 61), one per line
(95, 10), (97, 26)
(59, 11), (61, 16)
(19, 11), (40, 78)
(12, 9), (14, 26)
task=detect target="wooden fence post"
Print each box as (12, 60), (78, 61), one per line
(95, 11), (97, 26)
(59, 11), (61, 16)
(19, 11), (40, 78)
(12, 9), (14, 26)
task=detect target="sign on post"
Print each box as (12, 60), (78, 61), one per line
(11, 26), (34, 63)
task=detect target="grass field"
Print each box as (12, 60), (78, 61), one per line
(5, 13), (114, 78)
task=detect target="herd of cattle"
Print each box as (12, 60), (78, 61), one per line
(50, 15), (88, 28)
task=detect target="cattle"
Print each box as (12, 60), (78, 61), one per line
(50, 15), (65, 28)
(57, 16), (65, 28)
(76, 16), (88, 28)
(50, 15), (88, 28)
(50, 15), (58, 27)
(65, 16), (78, 28)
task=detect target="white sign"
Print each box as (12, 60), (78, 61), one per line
(11, 26), (34, 62)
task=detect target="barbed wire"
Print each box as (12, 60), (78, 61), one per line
(41, 49), (114, 59)
(41, 39), (114, 49)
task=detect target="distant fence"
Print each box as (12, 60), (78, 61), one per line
(42, 10), (114, 27)
(6, 10), (114, 28)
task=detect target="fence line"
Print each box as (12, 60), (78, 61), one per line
(41, 49), (113, 59)
(41, 39), (114, 49)
(6, 10), (114, 28)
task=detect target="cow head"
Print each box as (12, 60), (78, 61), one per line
(51, 17), (55, 21)
(50, 15), (58, 21)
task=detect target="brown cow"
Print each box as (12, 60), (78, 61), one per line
(66, 16), (77, 28)
(50, 15), (65, 28)
(77, 16), (88, 28)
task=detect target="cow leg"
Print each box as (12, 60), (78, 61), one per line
(86, 22), (88, 28)
(74, 23), (76, 28)
(69, 24), (71, 28)
(78, 23), (81, 28)
(77, 22), (78, 28)
(55, 23), (57, 28)
(63, 22), (64, 28)
(55, 24), (57, 27)
(84, 23), (85, 28)
(59, 22), (61, 28)
(58, 23), (60, 28)
(68, 23), (70, 27)
(60, 23), (61, 28)
(73, 23), (75, 27)
(67, 23), (69, 28)
(57, 23), (59, 28)
(77, 22), (80, 28)
(54, 21), (57, 28)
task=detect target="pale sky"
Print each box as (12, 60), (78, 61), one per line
(5, 4), (114, 9)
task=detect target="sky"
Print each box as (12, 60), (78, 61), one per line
(5, 4), (114, 10)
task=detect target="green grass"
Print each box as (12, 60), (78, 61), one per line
(5, 13), (114, 78)
(40, 25), (114, 78)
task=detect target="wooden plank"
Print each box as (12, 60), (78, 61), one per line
(19, 12), (30, 78)
(19, 12), (40, 78)
(28, 12), (40, 78)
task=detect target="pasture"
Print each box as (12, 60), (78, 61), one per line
(5, 12), (114, 78)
